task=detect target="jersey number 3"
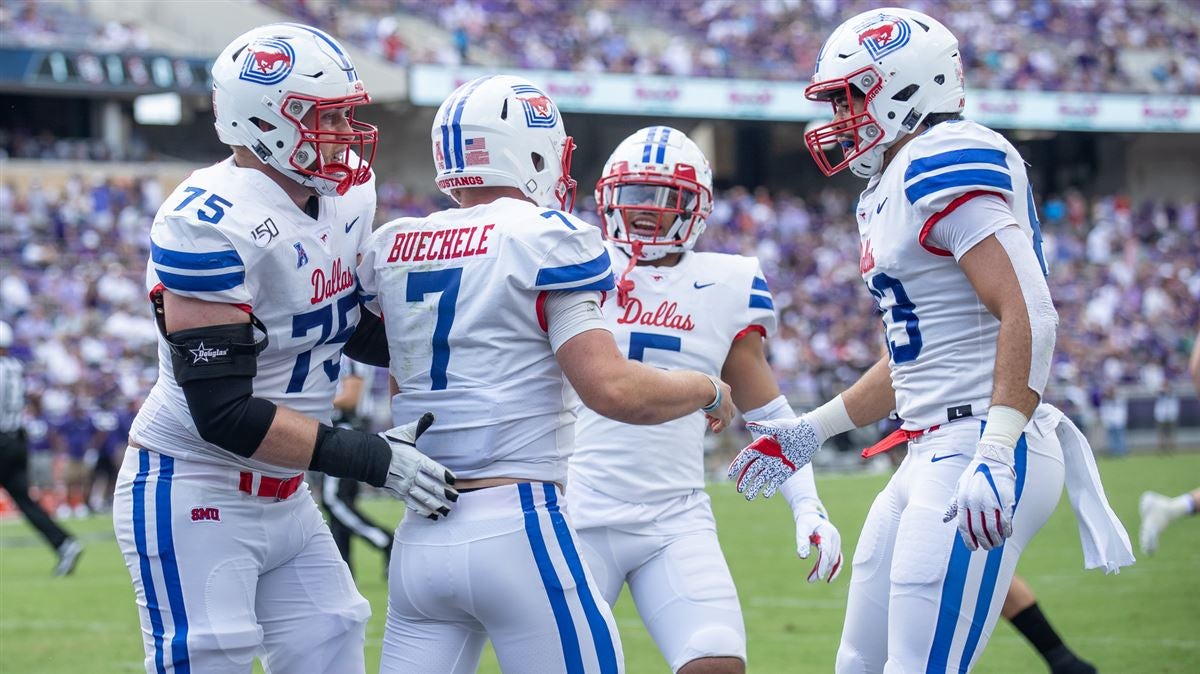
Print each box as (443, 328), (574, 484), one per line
(867, 273), (922, 364)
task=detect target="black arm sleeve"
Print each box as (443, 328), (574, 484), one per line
(167, 321), (276, 458)
(342, 308), (389, 368)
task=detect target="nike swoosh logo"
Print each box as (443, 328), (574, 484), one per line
(930, 453), (963, 463)
(344, 217), (359, 233)
(693, 282), (716, 289)
(876, 198), (888, 214)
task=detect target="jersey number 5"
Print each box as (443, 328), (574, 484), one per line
(628, 332), (681, 362)
(407, 268), (462, 390)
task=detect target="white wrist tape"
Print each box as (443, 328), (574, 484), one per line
(741, 394), (794, 426)
(980, 405), (1028, 450)
(995, 226), (1058, 396)
(806, 394), (855, 445)
(780, 465), (821, 511)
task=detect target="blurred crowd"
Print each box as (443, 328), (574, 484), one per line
(4, 0), (1198, 95)
(3, 170), (1196, 512)
(262, 0), (1200, 95)
(0, 0), (149, 51)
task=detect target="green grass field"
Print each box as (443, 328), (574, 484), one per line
(2, 452), (1197, 673)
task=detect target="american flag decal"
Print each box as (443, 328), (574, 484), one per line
(465, 136), (490, 166)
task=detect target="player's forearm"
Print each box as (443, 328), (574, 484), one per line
(840, 355), (897, 427)
(251, 406), (321, 470)
(603, 365), (716, 425)
(990, 312), (1040, 418)
(1190, 332), (1200, 394)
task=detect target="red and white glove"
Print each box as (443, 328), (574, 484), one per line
(943, 441), (1016, 551)
(793, 501), (843, 583)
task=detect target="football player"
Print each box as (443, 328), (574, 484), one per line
(358, 76), (736, 674)
(729, 8), (1133, 672)
(111, 24), (456, 674)
(568, 127), (842, 674)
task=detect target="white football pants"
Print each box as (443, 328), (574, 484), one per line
(836, 416), (1065, 674)
(112, 447), (370, 674)
(380, 481), (623, 674)
(575, 492), (746, 672)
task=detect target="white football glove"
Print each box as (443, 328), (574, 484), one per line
(943, 442), (1016, 551)
(379, 412), (458, 520)
(728, 416), (823, 500)
(793, 502), (843, 583)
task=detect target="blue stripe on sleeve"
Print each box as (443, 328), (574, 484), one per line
(904, 148), (1008, 183)
(752, 277), (769, 292)
(905, 169), (1013, 205)
(157, 269), (246, 292)
(569, 273), (616, 292)
(535, 250), (612, 288)
(518, 483), (584, 674)
(749, 294), (774, 310)
(151, 242), (243, 271)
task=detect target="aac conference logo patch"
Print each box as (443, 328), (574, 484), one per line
(239, 38), (296, 85)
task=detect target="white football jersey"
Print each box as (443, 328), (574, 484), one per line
(130, 157), (376, 475)
(858, 120), (1045, 430)
(358, 197), (616, 485)
(569, 246), (778, 505)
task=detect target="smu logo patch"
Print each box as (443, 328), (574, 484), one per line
(854, 14), (911, 61)
(239, 38), (295, 85)
(191, 507), (221, 522)
(512, 84), (559, 128)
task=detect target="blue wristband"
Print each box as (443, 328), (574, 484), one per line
(700, 376), (722, 413)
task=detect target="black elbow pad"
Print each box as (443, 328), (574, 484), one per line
(343, 309), (389, 368)
(167, 320), (275, 458)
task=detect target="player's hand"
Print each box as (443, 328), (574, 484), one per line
(728, 415), (823, 500)
(704, 377), (735, 433)
(943, 442), (1016, 551)
(379, 412), (458, 520)
(793, 502), (843, 583)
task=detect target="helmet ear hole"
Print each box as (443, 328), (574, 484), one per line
(249, 117), (277, 132)
(500, 98), (509, 120)
(531, 152), (545, 172)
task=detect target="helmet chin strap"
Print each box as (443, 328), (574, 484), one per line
(849, 143), (888, 178)
(616, 240), (644, 309)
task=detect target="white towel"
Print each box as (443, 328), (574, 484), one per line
(1038, 404), (1135, 574)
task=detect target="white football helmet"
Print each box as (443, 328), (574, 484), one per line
(212, 23), (377, 196)
(431, 75), (577, 211)
(595, 126), (713, 261)
(805, 8), (964, 178)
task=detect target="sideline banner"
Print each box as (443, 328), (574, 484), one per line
(411, 64), (1200, 133)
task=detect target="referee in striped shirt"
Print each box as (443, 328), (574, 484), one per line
(0, 321), (83, 576)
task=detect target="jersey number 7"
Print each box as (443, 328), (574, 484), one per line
(407, 268), (463, 390)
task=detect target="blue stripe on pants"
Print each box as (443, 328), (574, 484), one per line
(155, 455), (190, 672)
(133, 450), (168, 674)
(957, 434), (1030, 671)
(926, 535), (972, 673)
(542, 483), (618, 673)
(518, 483), (584, 673)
